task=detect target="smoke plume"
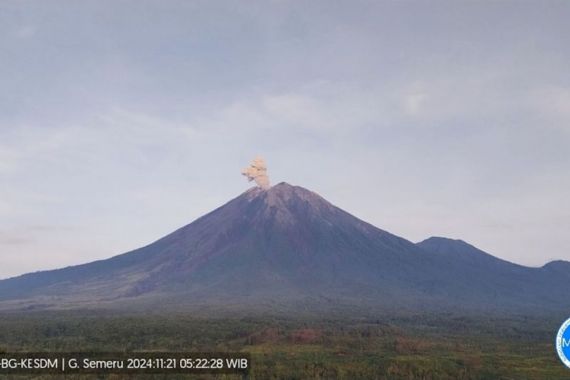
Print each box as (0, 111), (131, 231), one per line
(241, 157), (271, 190)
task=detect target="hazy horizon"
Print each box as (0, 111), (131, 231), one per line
(1, 1), (569, 278)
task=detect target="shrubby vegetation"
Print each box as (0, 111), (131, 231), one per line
(0, 311), (566, 379)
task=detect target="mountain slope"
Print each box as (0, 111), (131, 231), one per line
(417, 237), (570, 311)
(0, 183), (568, 314)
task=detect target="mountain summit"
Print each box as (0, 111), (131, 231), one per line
(0, 183), (568, 313)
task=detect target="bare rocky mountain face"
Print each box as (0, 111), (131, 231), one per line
(0, 182), (568, 314)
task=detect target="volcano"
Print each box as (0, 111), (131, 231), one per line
(0, 183), (568, 314)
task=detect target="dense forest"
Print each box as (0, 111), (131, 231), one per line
(0, 311), (566, 379)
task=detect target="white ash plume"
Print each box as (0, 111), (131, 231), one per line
(241, 156), (271, 190)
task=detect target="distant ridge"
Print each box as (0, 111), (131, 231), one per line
(0, 182), (568, 314)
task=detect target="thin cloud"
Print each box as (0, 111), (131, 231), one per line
(0, 0), (568, 278)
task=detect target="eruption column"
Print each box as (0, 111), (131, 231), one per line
(241, 157), (271, 190)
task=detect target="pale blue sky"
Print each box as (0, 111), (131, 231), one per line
(1, 0), (569, 278)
